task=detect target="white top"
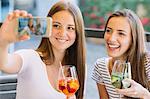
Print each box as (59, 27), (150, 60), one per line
(15, 49), (66, 99)
(92, 57), (150, 99)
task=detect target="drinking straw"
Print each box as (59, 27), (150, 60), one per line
(128, 62), (131, 79)
(59, 62), (65, 79)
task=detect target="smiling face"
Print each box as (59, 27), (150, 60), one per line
(104, 17), (132, 60)
(49, 10), (76, 52)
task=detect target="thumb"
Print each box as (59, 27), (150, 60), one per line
(125, 79), (135, 85)
(123, 78), (133, 83)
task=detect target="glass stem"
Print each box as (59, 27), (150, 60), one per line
(66, 96), (69, 99)
(119, 94), (121, 99)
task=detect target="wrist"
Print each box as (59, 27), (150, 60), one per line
(0, 41), (9, 47)
(0, 45), (9, 51)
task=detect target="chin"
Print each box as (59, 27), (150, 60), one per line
(108, 52), (119, 58)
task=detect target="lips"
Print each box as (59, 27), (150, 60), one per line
(56, 38), (68, 43)
(108, 44), (120, 48)
(107, 42), (120, 51)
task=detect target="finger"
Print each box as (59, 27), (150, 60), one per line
(123, 78), (132, 82)
(7, 12), (14, 20)
(20, 10), (28, 17)
(123, 79), (136, 87)
(116, 88), (134, 94)
(19, 10), (33, 18)
(13, 10), (22, 18)
(125, 91), (139, 98)
(27, 13), (33, 18)
(126, 79), (136, 85)
(116, 89), (132, 97)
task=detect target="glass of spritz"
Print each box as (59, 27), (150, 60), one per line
(57, 65), (79, 99)
(111, 60), (131, 98)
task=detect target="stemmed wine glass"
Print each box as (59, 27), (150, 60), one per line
(57, 65), (79, 99)
(111, 60), (131, 98)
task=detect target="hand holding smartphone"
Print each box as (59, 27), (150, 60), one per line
(17, 17), (52, 41)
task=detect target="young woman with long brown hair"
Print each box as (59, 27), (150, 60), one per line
(92, 9), (150, 99)
(0, 1), (86, 99)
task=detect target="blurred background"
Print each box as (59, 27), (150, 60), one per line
(0, 0), (150, 99)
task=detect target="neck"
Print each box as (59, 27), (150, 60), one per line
(52, 47), (66, 66)
(112, 55), (127, 63)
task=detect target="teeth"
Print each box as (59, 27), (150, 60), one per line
(108, 44), (119, 48)
(57, 38), (66, 43)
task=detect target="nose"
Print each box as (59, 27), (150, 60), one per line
(109, 32), (117, 42)
(58, 28), (67, 37)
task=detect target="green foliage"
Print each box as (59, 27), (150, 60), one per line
(79, 0), (150, 31)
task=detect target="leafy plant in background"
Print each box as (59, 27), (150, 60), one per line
(79, 0), (150, 32)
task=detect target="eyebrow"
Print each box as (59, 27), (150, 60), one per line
(118, 30), (127, 33)
(53, 21), (75, 27)
(68, 24), (75, 27)
(52, 21), (61, 25)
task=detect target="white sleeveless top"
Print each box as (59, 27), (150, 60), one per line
(15, 49), (66, 99)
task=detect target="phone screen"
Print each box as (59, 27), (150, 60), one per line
(17, 17), (52, 40)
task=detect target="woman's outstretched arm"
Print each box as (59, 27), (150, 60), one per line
(0, 10), (32, 73)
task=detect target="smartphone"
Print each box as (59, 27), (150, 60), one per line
(17, 17), (52, 41)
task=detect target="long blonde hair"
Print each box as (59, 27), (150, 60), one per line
(36, 1), (86, 98)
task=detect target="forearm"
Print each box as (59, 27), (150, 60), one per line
(0, 45), (9, 70)
(97, 84), (109, 99)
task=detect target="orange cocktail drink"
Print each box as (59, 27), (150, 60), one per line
(58, 78), (79, 96)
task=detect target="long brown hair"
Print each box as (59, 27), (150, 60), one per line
(104, 9), (150, 91)
(36, 1), (86, 99)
